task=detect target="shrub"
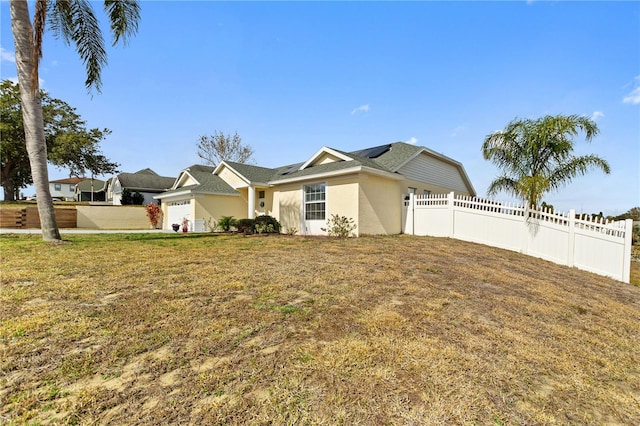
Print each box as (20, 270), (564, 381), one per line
(322, 214), (357, 238)
(254, 215), (281, 234)
(216, 216), (236, 232)
(145, 202), (162, 229)
(131, 192), (145, 205)
(236, 218), (256, 234)
(120, 189), (132, 205)
(204, 217), (217, 233)
(285, 227), (298, 236)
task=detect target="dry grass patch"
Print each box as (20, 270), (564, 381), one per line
(1, 233), (639, 424)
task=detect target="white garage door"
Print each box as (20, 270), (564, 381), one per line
(167, 200), (191, 230)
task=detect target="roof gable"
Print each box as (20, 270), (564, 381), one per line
(299, 147), (353, 170)
(156, 164), (237, 198)
(214, 161), (277, 186)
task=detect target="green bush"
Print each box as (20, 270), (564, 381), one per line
(322, 214), (357, 238)
(254, 215), (281, 234)
(236, 218), (256, 234)
(131, 192), (145, 205)
(120, 189), (133, 205)
(216, 216), (236, 232)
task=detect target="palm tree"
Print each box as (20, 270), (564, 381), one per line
(9, 0), (139, 241)
(482, 114), (610, 210)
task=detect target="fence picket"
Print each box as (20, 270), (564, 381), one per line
(402, 192), (632, 283)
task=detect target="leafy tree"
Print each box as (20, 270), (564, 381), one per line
(131, 191), (144, 205)
(196, 131), (254, 166)
(8, 0), (140, 242)
(1, 80), (119, 201)
(120, 188), (133, 205)
(611, 207), (640, 222)
(482, 114), (610, 210)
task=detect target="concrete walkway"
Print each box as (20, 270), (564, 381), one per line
(0, 228), (172, 234)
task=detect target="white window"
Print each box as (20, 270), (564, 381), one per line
(304, 184), (326, 221)
(54, 184), (61, 191)
(70, 185), (75, 191)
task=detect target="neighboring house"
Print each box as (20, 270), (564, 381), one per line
(106, 168), (176, 205)
(156, 142), (475, 235)
(49, 177), (85, 201)
(75, 178), (107, 202)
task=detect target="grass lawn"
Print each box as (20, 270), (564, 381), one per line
(1, 233), (639, 424)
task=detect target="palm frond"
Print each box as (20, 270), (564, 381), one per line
(547, 155), (611, 191)
(486, 176), (518, 199)
(104, 0), (140, 46)
(49, 0), (107, 92)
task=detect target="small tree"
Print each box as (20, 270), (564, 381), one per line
(131, 191), (144, 205)
(196, 131), (254, 166)
(120, 188), (132, 205)
(145, 202), (162, 229)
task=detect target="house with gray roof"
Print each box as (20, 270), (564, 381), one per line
(106, 168), (176, 205)
(155, 142), (475, 235)
(75, 178), (107, 202)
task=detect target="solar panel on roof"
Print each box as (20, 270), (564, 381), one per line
(279, 162), (304, 175)
(350, 144), (391, 159)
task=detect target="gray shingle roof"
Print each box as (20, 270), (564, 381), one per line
(368, 142), (424, 171)
(76, 179), (106, 192)
(117, 170), (176, 192)
(161, 164), (237, 196)
(162, 141), (471, 196)
(224, 161), (279, 183)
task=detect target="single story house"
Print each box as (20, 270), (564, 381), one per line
(49, 177), (85, 201)
(75, 178), (107, 202)
(155, 142), (475, 235)
(106, 168), (176, 205)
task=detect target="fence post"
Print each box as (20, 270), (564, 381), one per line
(622, 219), (633, 283)
(447, 192), (455, 237)
(521, 204), (529, 255)
(407, 192), (415, 235)
(567, 209), (576, 267)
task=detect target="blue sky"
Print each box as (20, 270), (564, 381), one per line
(1, 1), (638, 216)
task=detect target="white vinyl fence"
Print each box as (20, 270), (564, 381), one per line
(402, 192), (634, 283)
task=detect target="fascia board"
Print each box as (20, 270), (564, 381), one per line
(155, 189), (241, 200)
(269, 166), (402, 185)
(213, 161), (251, 185)
(299, 146), (353, 170)
(172, 171), (196, 190)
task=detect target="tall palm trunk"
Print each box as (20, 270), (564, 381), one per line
(10, 0), (61, 242)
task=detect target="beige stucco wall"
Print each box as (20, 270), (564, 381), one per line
(272, 175), (361, 235)
(77, 205), (150, 229)
(273, 183), (302, 233)
(195, 194), (246, 225)
(326, 176), (359, 234)
(218, 166), (247, 189)
(358, 175), (403, 235)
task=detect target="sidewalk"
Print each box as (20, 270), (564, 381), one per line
(0, 228), (172, 234)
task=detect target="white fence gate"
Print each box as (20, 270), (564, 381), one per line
(402, 192), (634, 283)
